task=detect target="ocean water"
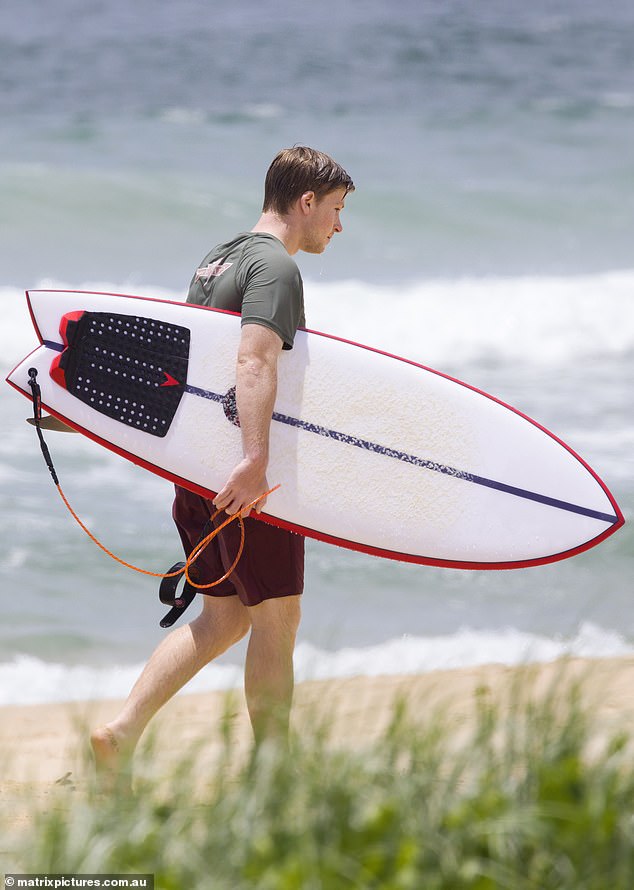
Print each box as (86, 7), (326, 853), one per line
(1, 0), (632, 705)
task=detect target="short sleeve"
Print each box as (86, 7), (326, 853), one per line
(238, 244), (304, 350)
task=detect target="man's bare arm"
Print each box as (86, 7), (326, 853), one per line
(213, 323), (283, 516)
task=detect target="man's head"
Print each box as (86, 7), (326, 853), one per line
(262, 146), (355, 216)
(261, 146), (354, 255)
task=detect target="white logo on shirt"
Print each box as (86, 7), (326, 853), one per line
(195, 260), (233, 283)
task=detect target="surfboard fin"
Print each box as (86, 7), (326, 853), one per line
(26, 415), (79, 433)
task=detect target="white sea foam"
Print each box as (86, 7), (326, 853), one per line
(0, 654), (242, 707)
(303, 269), (634, 368)
(2, 271), (632, 378)
(0, 623), (630, 706)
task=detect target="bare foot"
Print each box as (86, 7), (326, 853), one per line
(90, 725), (132, 792)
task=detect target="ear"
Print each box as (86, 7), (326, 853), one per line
(299, 190), (316, 215)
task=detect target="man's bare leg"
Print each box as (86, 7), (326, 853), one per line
(244, 595), (301, 746)
(91, 595), (250, 779)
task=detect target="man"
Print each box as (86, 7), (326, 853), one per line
(91, 146), (354, 779)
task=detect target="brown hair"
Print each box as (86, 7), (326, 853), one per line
(262, 146), (355, 215)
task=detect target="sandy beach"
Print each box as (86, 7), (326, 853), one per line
(2, 655), (634, 822)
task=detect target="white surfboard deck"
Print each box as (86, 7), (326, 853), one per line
(6, 289), (623, 569)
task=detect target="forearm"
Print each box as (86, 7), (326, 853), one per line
(235, 345), (278, 470)
(213, 323), (283, 515)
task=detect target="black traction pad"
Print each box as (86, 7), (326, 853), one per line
(50, 311), (191, 437)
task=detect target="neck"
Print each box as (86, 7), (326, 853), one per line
(251, 211), (300, 255)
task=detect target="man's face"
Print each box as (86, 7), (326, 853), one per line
(300, 188), (347, 255)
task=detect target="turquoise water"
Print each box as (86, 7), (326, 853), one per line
(2, 0), (634, 285)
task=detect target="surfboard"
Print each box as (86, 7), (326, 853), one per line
(6, 289), (624, 570)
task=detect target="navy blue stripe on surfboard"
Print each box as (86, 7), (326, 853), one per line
(269, 409), (618, 525)
(181, 382), (617, 526)
(41, 341), (619, 526)
(185, 383), (223, 403)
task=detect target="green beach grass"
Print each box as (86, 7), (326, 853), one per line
(4, 670), (634, 889)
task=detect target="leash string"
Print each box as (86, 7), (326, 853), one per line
(27, 367), (277, 592)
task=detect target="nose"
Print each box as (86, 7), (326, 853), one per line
(334, 213), (343, 234)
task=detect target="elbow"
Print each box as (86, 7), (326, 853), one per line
(236, 350), (276, 380)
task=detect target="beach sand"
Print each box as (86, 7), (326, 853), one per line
(2, 656), (634, 823)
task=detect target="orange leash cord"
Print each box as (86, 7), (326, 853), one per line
(27, 363), (278, 593)
(55, 482), (280, 590)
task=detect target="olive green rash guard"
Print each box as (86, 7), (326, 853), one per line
(187, 232), (305, 350)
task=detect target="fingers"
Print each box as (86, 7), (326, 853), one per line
(253, 493), (268, 514)
(212, 480), (269, 516)
(213, 490), (243, 516)
(212, 486), (233, 512)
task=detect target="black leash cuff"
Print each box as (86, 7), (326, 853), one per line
(28, 368), (59, 486)
(159, 562), (198, 628)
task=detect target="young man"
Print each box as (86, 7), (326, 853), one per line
(91, 147), (354, 779)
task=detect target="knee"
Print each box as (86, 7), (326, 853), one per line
(219, 605), (252, 645)
(250, 595), (302, 642)
(193, 598), (251, 649)
(285, 597), (302, 636)
(233, 611), (253, 643)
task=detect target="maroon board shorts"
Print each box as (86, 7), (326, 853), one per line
(172, 485), (305, 607)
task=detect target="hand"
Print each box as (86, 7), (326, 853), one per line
(212, 458), (269, 517)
